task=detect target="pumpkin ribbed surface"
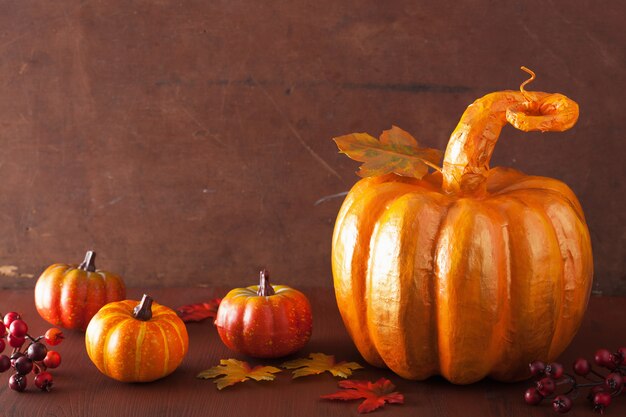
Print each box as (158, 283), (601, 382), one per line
(332, 169), (592, 384)
(215, 283), (313, 358)
(85, 299), (188, 382)
(35, 256), (126, 331)
(332, 81), (593, 384)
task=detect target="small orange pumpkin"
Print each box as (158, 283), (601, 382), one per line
(215, 270), (313, 358)
(85, 294), (189, 382)
(34, 251), (126, 331)
(332, 72), (593, 384)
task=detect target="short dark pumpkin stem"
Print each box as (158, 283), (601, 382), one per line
(78, 251), (97, 272)
(257, 269), (275, 297)
(133, 294), (153, 321)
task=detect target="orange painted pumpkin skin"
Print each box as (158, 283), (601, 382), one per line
(34, 251), (126, 331)
(332, 89), (593, 384)
(85, 295), (189, 382)
(215, 270), (312, 358)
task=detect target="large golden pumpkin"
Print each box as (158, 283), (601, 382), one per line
(331, 82), (593, 384)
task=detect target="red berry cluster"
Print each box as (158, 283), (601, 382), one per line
(0, 311), (64, 392)
(524, 347), (626, 414)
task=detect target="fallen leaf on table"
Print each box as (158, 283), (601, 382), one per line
(281, 353), (363, 379)
(176, 298), (222, 323)
(196, 359), (281, 390)
(333, 125), (442, 179)
(321, 378), (404, 414)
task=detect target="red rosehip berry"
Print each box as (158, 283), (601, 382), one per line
(43, 351), (61, 369)
(9, 320), (27, 338)
(553, 395), (573, 413)
(14, 356), (33, 375)
(44, 328), (64, 346)
(594, 349), (614, 368)
(536, 377), (556, 396)
(587, 385), (605, 403)
(26, 342), (47, 362)
(0, 322), (6, 338)
(7, 333), (25, 348)
(604, 372), (623, 392)
(524, 387), (544, 405)
(593, 392), (611, 413)
(10, 352), (24, 367)
(546, 362), (564, 379)
(34, 371), (53, 391)
(0, 338), (5, 354)
(529, 360), (546, 377)
(9, 373), (26, 392)
(3, 312), (20, 328)
(573, 357), (591, 376)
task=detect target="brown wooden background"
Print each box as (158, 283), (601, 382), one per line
(0, 0), (624, 294)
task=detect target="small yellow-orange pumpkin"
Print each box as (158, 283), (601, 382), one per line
(35, 251), (126, 331)
(85, 294), (189, 382)
(332, 83), (593, 384)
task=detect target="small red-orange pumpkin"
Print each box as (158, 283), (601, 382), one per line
(85, 294), (189, 382)
(34, 251), (126, 331)
(215, 270), (313, 358)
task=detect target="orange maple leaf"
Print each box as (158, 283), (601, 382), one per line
(321, 378), (404, 413)
(281, 353), (363, 379)
(196, 359), (281, 389)
(333, 125), (442, 179)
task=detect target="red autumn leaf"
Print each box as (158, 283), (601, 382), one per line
(321, 378), (404, 414)
(176, 298), (222, 323)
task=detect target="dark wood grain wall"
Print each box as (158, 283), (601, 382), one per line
(0, 1), (624, 294)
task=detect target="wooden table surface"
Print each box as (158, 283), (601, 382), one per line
(0, 287), (624, 417)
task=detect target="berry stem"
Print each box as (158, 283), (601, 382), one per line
(25, 333), (43, 343)
(576, 382), (603, 388)
(590, 369), (606, 379)
(525, 352), (626, 413)
(556, 377), (575, 386)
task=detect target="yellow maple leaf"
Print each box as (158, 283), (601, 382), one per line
(281, 353), (363, 379)
(197, 359), (282, 389)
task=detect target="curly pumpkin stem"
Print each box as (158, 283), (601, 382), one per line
(257, 269), (275, 297)
(133, 294), (153, 321)
(519, 66), (536, 102)
(441, 67), (579, 195)
(78, 250), (97, 272)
